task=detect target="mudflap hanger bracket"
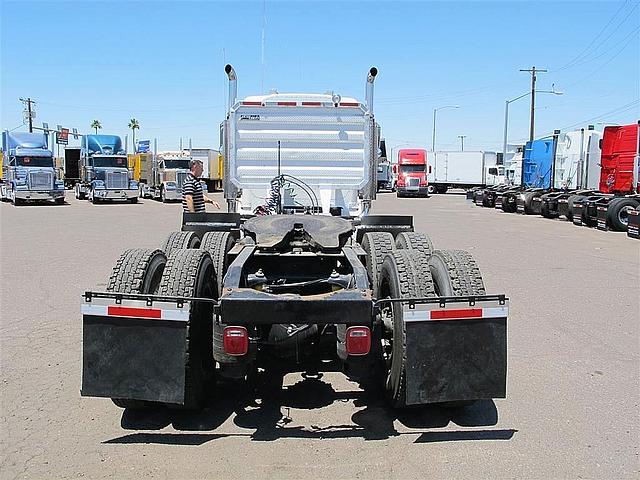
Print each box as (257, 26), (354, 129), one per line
(81, 292), (218, 405)
(377, 294), (508, 405)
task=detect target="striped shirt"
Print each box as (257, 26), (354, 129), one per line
(182, 173), (206, 212)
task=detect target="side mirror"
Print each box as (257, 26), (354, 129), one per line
(428, 165), (432, 174)
(488, 167), (498, 176)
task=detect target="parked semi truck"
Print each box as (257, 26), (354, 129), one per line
(75, 135), (138, 204)
(572, 122), (639, 231)
(0, 131), (65, 205)
(396, 148), (429, 197)
(80, 65), (509, 413)
(139, 150), (192, 202)
(428, 151), (501, 194)
(191, 148), (223, 191)
(533, 127), (603, 219)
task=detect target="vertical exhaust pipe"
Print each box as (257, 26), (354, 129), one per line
(366, 67), (378, 114)
(225, 64), (237, 112)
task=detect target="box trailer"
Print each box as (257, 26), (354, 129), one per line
(63, 147), (81, 188)
(428, 151), (500, 194)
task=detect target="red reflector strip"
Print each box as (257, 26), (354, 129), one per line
(339, 102), (360, 107)
(107, 305), (162, 319)
(277, 101), (297, 106)
(301, 101), (322, 106)
(430, 308), (483, 320)
(242, 101), (262, 106)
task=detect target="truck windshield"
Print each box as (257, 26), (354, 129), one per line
(16, 156), (53, 167)
(93, 156), (127, 168)
(399, 164), (425, 173)
(164, 159), (190, 169)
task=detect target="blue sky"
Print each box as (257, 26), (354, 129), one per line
(2, 0), (638, 153)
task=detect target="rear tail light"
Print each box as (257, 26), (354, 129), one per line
(346, 326), (371, 356)
(223, 326), (248, 356)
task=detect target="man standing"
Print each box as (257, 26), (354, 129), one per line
(182, 159), (221, 212)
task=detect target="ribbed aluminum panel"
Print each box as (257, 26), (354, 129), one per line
(106, 171), (128, 189)
(29, 172), (53, 190)
(229, 106), (369, 190)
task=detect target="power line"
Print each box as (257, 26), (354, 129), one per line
(551, 0), (637, 72)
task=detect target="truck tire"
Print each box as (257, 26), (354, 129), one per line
(395, 231), (434, 256)
(161, 231), (200, 256)
(540, 199), (552, 218)
(522, 192), (538, 215)
(158, 249), (216, 409)
(200, 231), (236, 296)
(375, 250), (436, 408)
(502, 193), (517, 213)
(607, 198), (640, 232)
(129, 197), (138, 204)
(107, 249), (167, 409)
(106, 248), (167, 295)
(201, 232), (244, 367)
(428, 250), (486, 296)
(55, 197), (65, 205)
(427, 185), (435, 195)
(361, 232), (395, 290)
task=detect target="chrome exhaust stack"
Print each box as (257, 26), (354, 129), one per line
(225, 64), (237, 112)
(366, 66), (378, 114)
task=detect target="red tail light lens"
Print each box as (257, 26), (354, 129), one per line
(346, 326), (371, 356)
(223, 326), (248, 356)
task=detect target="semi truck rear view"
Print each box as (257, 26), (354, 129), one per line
(0, 131), (65, 205)
(79, 65), (509, 415)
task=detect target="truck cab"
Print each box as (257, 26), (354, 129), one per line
(396, 148), (429, 197)
(139, 152), (193, 202)
(76, 135), (138, 203)
(0, 131), (65, 205)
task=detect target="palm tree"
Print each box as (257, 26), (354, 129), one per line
(90, 120), (102, 134)
(128, 118), (140, 152)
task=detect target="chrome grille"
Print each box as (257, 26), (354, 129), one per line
(29, 172), (53, 190)
(106, 171), (128, 189)
(176, 171), (187, 189)
(408, 178), (420, 187)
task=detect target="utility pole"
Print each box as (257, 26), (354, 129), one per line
(458, 135), (466, 151)
(19, 97), (36, 132)
(519, 66), (547, 142)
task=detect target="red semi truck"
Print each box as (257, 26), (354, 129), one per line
(396, 148), (429, 197)
(572, 121), (640, 231)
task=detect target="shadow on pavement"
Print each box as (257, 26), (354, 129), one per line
(109, 371), (516, 445)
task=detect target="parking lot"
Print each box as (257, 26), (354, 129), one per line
(1, 192), (638, 479)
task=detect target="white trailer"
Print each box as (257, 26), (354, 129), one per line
(222, 65), (378, 217)
(427, 151), (500, 193)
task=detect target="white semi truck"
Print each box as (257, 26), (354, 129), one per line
(221, 64), (378, 216)
(427, 151), (501, 194)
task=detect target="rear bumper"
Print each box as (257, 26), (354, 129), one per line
(94, 188), (138, 200)
(397, 186), (429, 196)
(220, 288), (373, 326)
(15, 189), (65, 200)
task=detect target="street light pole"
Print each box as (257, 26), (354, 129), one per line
(520, 66), (547, 142)
(432, 105), (459, 151)
(502, 89), (562, 163)
(458, 135), (466, 151)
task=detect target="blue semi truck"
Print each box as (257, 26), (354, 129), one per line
(0, 131), (65, 205)
(74, 135), (138, 204)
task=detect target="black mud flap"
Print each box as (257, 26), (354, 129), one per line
(596, 205), (609, 231)
(403, 301), (507, 405)
(628, 209), (640, 239)
(572, 202), (584, 226)
(81, 297), (190, 405)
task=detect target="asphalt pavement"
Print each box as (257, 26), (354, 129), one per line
(1, 191), (638, 479)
